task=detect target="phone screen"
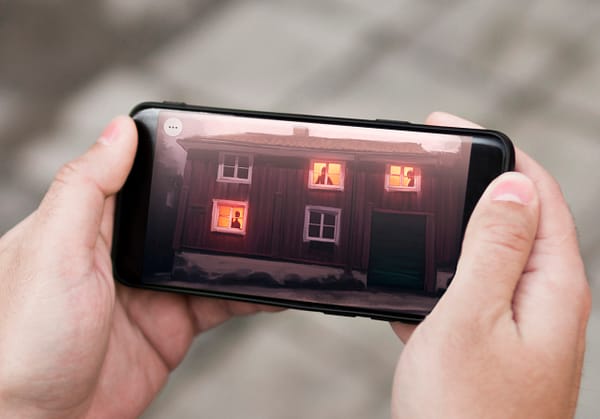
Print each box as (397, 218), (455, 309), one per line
(128, 107), (491, 319)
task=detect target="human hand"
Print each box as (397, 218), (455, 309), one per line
(391, 112), (591, 419)
(0, 117), (274, 419)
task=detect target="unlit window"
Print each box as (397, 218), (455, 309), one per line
(304, 206), (341, 243)
(218, 153), (253, 183)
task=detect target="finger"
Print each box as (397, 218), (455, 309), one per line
(426, 112), (580, 254)
(425, 111), (482, 129)
(117, 286), (195, 370)
(390, 322), (417, 343)
(186, 296), (281, 333)
(515, 149), (581, 261)
(425, 111), (582, 288)
(100, 195), (116, 247)
(36, 116), (137, 260)
(511, 149), (590, 332)
(425, 112), (590, 331)
(250, 303), (285, 313)
(444, 171), (540, 321)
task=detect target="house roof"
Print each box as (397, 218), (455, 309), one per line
(177, 132), (428, 155)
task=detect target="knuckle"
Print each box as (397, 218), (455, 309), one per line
(480, 218), (533, 256)
(54, 161), (83, 187)
(39, 160), (95, 221)
(52, 160), (98, 193)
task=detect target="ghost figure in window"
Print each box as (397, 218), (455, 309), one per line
(316, 166), (333, 185)
(405, 169), (415, 187)
(231, 211), (241, 229)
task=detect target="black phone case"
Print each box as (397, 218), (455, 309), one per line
(113, 101), (514, 322)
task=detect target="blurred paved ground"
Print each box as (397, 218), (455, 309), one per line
(1, 1), (599, 418)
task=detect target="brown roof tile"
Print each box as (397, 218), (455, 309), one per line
(177, 132), (427, 154)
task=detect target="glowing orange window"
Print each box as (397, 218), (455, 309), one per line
(386, 165), (420, 191)
(211, 200), (248, 235)
(309, 161), (344, 190)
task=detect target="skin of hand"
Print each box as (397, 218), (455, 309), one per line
(391, 113), (591, 419)
(0, 116), (278, 418)
(0, 112), (590, 419)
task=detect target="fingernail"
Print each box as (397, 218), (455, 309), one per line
(98, 119), (120, 145)
(491, 174), (534, 205)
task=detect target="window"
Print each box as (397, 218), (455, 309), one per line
(385, 164), (421, 192)
(303, 206), (341, 243)
(217, 153), (253, 183)
(211, 199), (248, 235)
(308, 160), (345, 190)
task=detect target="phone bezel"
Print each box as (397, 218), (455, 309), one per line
(112, 101), (514, 322)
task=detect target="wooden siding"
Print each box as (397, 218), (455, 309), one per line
(170, 141), (471, 293)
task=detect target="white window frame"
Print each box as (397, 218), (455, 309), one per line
(211, 199), (248, 235)
(308, 160), (345, 191)
(217, 152), (253, 184)
(303, 205), (341, 243)
(384, 164), (421, 192)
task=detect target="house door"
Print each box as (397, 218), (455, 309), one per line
(368, 211), (426, 289)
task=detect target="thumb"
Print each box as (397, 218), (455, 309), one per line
(36, 116), (137, 256)
(442, 172), (540, 321)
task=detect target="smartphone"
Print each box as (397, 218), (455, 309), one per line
(113, 102), (514, 322)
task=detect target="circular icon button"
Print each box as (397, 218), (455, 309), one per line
(163, 117), (183, 136)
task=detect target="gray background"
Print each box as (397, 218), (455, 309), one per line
(1, 1), (598, 418)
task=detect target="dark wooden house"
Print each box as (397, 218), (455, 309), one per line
(171, 128), (471, 293)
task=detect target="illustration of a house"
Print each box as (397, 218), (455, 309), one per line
(168, 126), (470, 294)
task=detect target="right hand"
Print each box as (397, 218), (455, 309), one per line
(391, 112), (591, 419)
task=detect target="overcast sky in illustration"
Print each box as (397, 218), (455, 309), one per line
(156, 110), (468, 162)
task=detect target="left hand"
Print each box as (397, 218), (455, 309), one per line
(0, 116), (276, 419)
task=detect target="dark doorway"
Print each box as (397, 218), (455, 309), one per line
(368, 211), (426, 289)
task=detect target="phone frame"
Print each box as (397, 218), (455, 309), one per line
(112, 101), (514, 322)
